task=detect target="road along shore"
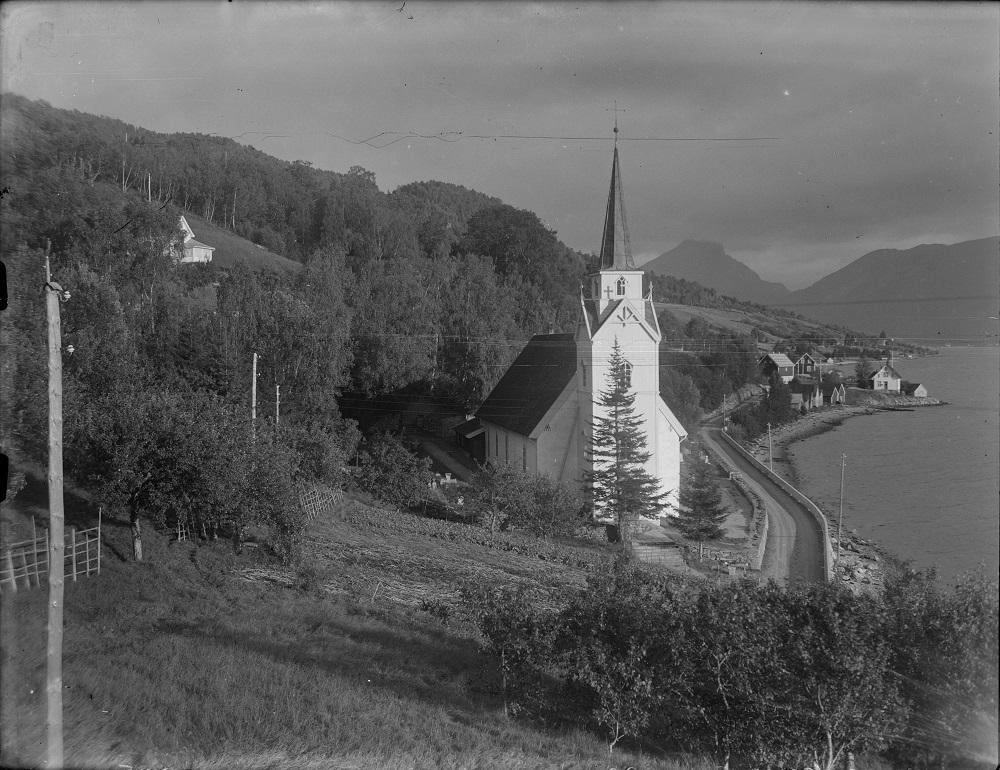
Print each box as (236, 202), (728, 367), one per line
(743, 398), (944, 591)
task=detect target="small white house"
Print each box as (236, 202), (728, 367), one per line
(176, 216), (215, 264)
(868, 351), (904, 393)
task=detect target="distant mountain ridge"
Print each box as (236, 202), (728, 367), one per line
(779, 237), (1000, 341)
(643, 240), (791, 305)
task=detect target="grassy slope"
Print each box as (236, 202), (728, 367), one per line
(0, 479), (702, 770)
(655, 301), (837, 345)
(182, 212), (302, 274)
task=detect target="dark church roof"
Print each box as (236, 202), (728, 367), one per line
(476, 333), (577, 436)
(597, 146), (635, 270)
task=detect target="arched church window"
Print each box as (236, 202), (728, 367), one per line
(616, 276), (627, 296)
(618, 360), (633, 390)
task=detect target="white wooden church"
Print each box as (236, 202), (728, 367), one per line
(475, 145), (687, 512)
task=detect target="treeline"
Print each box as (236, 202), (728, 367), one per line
(656, 309), (761, 430)
(471, 558), (998, 769)
(728, 374), (797, 440)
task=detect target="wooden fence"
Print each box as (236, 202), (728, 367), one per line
(299, 484), (344, 523)
(1, 517), (102, 593)
(167, 483), (344, 545)
(173, 520), (194, 542)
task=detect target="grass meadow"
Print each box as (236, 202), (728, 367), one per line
(0, 481), (707, 770)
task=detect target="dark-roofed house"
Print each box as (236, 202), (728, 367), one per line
(794, 352), (818, 378)
(476, 145), (687, 513)
(758, 352), (795, 383)
(902, 382), (928, 397)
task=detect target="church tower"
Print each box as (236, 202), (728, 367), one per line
(474, 133), (685, 512)
(577, 143), (686, 512)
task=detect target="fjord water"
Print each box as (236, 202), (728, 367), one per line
(790, 346), (999, 583)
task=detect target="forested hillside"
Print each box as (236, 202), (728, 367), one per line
(0, 94), (591, 554)
(2, 95), (927, 513)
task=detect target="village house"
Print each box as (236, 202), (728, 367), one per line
(475, 145), (687, 513)
(174, 215), (215, 264)
(868, 351), (903, 393)
(902, 382), (928, 397)
(758, 352), (795, 384)
(793, 352), (818, 378)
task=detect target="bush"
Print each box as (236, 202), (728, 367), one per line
(469, 561), (995, 766)
(354, 432), (433, 508)
(466, 462), (582, 537)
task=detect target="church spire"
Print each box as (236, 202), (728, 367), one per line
(598, 144), (635, 270)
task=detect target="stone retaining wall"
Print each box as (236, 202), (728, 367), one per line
(720, 430), (834, 582)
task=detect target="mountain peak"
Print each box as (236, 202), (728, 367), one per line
(781, 237), (1000, 340)
(643, 240), (790, 304)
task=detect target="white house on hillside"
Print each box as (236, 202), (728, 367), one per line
(476, 145), (687, 514)
(175, 215), (215, 264)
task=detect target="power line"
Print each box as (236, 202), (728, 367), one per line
(325, 129), (781, 149)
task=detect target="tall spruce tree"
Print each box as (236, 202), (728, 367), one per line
(585, 340), (668, 551)
(676, 462), (729, 560)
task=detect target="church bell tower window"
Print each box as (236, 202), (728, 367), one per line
(616, 276), (626, 296)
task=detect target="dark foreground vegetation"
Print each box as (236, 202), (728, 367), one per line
(2, 483), (996, 770)
(473, 558), (998, 769)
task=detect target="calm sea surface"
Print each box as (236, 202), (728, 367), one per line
(789, 346), (999, 583)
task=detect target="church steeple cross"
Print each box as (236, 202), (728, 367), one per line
(597, 106), (634, 271)
(604, 285), (615, 299)
(606, 101), (627, 143)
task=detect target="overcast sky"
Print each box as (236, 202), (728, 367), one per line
(3, 1), (997, 288)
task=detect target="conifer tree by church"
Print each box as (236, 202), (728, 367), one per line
(474, 140), (687, 516)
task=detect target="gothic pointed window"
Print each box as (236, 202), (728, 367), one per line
(618, 360), (633, 390)
(616, 276), (627, 296)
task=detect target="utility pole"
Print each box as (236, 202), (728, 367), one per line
(251, 352), (258, 437)
(275, 383), (280, 426)
(43, 250), (66, 769)
(767, 422), (773, 472)
(838, 453), (847, 568)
